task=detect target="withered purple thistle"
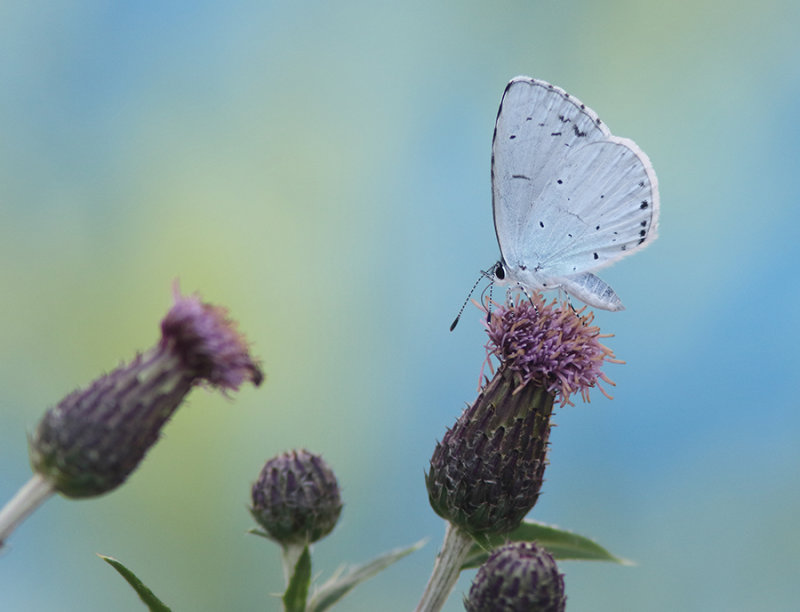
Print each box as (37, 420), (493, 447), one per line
(29, 286), (263, 499)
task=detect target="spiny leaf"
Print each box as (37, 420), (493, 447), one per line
(461, 520), (631, 569)
(98, 554), (171, 612)
(307, 540), (426, 612)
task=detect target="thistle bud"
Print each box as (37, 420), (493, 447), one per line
(28, 287), (263, 498)
(464, 542), (566, 612)
(250, 449), (342, 546)
(426, 294), (617, 537)
(426, 364), (552, 536)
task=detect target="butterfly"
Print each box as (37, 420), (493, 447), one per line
(489, 76), (659, 311)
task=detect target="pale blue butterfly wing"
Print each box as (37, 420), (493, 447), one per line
(491, 77), (659, 310)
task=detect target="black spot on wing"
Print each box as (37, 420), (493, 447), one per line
(640, 201), (649, 209)
(551, 131), (562, 136)
(539, 221), (544, 228)
(593, 252), (599, 260)
(573, 124), (587, 138)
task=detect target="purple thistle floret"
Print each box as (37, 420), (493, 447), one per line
(161, 288), (264, 390)
(29, 287), (263, 498)
(483, 294), (619, 406)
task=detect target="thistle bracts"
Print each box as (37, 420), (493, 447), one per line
(426, 364), (553, 536)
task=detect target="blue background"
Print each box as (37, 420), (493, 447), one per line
(1, 1), (799, 610)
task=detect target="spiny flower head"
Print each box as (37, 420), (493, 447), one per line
(465, 541), (566, 612)
(250, 449), (342, 546)
(29, 286), (263, 498)
(483, 293), (620, 405)
(425, 369), (552, 537)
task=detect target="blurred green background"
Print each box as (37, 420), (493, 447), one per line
(1, 1), (798, 610)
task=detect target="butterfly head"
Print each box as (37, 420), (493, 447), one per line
(491, 260), (508, 285)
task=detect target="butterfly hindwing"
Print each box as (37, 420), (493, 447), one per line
(520, 138), (658, 277)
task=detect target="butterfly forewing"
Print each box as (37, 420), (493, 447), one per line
(491, 77), (659, 283)
(491, 77), (610, 266)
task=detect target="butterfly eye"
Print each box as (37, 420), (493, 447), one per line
(494, 263), (506, 280)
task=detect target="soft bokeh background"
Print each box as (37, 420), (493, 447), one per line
(1, 1), (798, 610)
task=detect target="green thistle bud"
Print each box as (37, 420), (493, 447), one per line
(250, 449), (342, 546)
(28, 287), (263, 499)
(464, 542), (566, 612)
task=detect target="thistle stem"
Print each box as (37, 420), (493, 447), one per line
(0, 473), (55, 548)
(415, 521), (474, 612)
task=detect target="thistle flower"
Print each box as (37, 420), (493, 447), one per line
(250, 449), (342, 547)
(484, 293), (619, 406)
(465, 542), (566, 612)
(418, 294), (617, 611)
(0, 286), (262, 547)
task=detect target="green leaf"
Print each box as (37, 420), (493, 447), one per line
(461, 520), (632, 569)
(307, 539), (426, 612)
(283, 546), (311, 612)
(98, 554), (171, 612)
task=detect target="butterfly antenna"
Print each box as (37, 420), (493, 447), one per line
(450, 271), (491, 331)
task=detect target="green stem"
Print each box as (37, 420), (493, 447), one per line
(280, 542), (306, 586)
(414, 521), (474, 612)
